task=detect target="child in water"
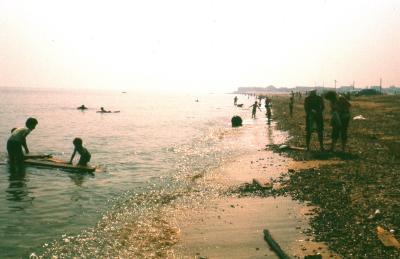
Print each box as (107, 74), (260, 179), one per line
(69, 138), (91, 166)
(249, 101), (262, 119)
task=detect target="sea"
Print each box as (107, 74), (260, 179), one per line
(0, 87), (285, 258)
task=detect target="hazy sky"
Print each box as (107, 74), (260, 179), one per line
(1, 0), (399, 92)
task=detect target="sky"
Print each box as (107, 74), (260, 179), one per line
(0, 0), (399, 93)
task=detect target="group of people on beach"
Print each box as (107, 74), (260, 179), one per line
(234, 95), (273, 121)
(235, 89), (351, 152)
(304, 90), (351, 152)
(7, 118), (91, 168)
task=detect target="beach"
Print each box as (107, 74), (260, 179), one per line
(1, 89), (399, 258)
(2, 1), (400, 257)
(171, 150), (340, 259)
(168, 93), (400, 258)
(268, 94), (400, 258)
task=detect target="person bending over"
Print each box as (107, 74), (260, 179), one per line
(7, 118), (38, 165)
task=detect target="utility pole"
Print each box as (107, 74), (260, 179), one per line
(380, 78), (382, 94)
(334, 80), (337, 91)
(352, 81), (355, 90)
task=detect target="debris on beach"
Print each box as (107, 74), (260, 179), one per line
(304, 255), (322, 259)
(263, 229), (291, 259)
(353, 115), (367, 120)
(252, 178), (273, 189)
(231, 115), (243, 127)
(376, 226), (400, 250)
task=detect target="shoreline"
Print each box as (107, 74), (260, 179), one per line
(170, 93), (400, 258)
(170, 122), (340, 258)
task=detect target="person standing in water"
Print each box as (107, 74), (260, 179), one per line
(304, 90), (324, 151)
(7, 118), (38, 165)
(265, 97), (272, 122)
(249, 101), (262, 119)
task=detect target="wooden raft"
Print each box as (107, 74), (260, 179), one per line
(24, 158), (96, 173)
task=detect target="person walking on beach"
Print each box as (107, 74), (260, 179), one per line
(7, 118), (38, 166)
(249, 101), (262, 119)
(304, 90), (324, 151)
(69, 138), (91, 166)
(289, 95), (294, 117)
(265, 97), (272, 122)
(324, 91), (351, 152)
(234, 96), (238, 105)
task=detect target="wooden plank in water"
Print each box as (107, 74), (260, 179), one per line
(24, 158), (96, 173)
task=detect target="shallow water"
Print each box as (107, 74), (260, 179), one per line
(0, 88), (276, 258)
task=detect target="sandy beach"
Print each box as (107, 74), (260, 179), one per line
(165, 94), (400, 259)
(168, 125), (340, 258)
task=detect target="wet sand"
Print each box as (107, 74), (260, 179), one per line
(173, 148), (341, 258)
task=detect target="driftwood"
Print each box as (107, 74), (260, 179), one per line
(278, 145), (306, 151)
(263, 229), (291, 259)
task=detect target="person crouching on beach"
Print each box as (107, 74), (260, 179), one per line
(69, 138), (91, 166)
(324, 91), (351, 152)
(7, 117), (38, 165)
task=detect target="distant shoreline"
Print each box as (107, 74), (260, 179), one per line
(233, 85), (400, 95)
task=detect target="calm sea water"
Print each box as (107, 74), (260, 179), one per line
(0, 88), (279, 258)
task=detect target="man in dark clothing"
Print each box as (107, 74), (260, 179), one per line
(324, 91), (351, 152)
(289, 95), (294, 117)
(304, 90), (324, 151)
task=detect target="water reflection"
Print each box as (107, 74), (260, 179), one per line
(68, 172), (94, 186)
(267, 124), (274, 145)
(6, 165), (34, 208)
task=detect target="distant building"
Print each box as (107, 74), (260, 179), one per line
(337, 86), (356, 93)
(370, 86), (382, 92)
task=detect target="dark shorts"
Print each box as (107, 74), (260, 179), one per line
(7, 139), (24, 164)
(78, 153), (91, 166)
(332, 113), (350, 141)
(306, 113), (324, 134)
